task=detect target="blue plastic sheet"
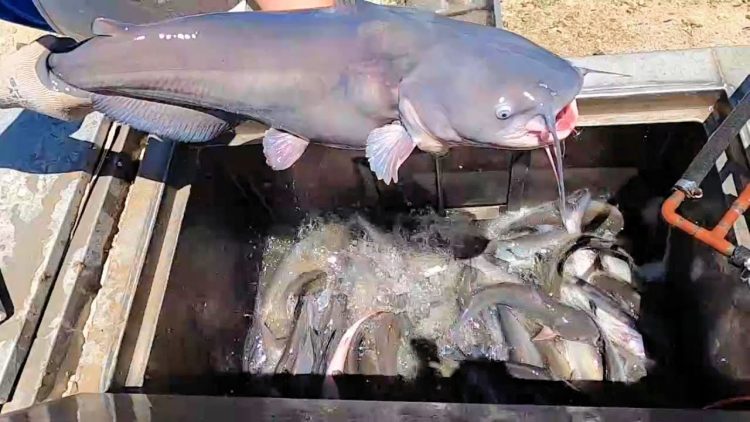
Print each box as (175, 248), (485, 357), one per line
(0, 0), (52, 31)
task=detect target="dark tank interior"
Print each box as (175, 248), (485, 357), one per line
(113, 94), (750, 410)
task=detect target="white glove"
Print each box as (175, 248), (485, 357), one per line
(0, 35), (92, 121)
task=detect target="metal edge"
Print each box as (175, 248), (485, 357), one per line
(4, 393), (750, 421)
(569, 48), (725, 96)
(0, 112), (109, 405)
(712, 46), (750, 248)
(114, 181), (192, 388)
(0, 123), (143, 413)
(61, 136), (176, 396)
(491, 0), (502, 28)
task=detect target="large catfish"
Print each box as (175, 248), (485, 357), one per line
(45, 0), (587, 226)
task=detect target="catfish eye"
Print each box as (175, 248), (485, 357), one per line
(495, 104), (512, 120)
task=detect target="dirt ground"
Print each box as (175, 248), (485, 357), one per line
(0, 0), (748, 57)
(502, 0), (750, 57)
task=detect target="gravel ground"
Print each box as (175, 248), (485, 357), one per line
(503, 0), (750, 57)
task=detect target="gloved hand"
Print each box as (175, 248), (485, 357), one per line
(0, 34), (92, 121)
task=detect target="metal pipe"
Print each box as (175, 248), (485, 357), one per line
(661, 189), (736, 257)
(714, 185), (750, 238)
(661, 74), (750, 271)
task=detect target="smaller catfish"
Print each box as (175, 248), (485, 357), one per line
(42, 0), (619, 227)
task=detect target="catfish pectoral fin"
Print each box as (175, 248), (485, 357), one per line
(262, 128), (310, 170)
(92, 94), (239, 143)
(365, 122), (416, 185)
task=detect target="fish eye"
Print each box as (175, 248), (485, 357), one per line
(495, 104), (513, 120)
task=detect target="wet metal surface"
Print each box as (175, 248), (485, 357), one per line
(139, 145), (262, 387)
(1, 123), (140, 413)
(0, 109), (106, 404)
(63, 137), (175, 396)
(116, 180), (193, 388)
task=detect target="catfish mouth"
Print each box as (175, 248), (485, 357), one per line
(524, 99), (579, 145)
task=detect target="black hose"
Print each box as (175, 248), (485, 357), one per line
(677, 84), (750, 192)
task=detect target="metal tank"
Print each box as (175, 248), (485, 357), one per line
(0, 0), (750, 418)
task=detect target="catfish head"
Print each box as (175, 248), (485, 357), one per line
(416, 46), (584, 150)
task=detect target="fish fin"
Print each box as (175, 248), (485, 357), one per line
(532, 326), (559, 342)
(262, 128), (309, 171)
(365, 123), (416, 185)
(91, 94), (237, 143)
(92, 18), (133, 37)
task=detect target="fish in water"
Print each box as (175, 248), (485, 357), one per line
(44, 0), (595, 226)
(453, 306), (509, 361)
(480, 189), (593, 277)
(456, 283), (600, 343)
(258, 222), (350, 340)
(326, 310), (403, 376)
(312, 293), (349, 374)
(498, 306), (545, 368)
(347, 312), (403, 376)
(276, 295), (317, 374)
(534, 336), (604, 381)
(514, 304), (603, 381)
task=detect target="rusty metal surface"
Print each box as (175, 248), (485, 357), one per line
(0, 124), (142, 414)
(0, 110), (107, 405)
(62, 137), (175, 396)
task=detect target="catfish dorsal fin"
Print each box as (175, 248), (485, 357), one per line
(92, 17), (134, 37)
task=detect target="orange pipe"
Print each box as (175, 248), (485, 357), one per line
(714, 185), (750, 238)
(662, 184), (750, 257)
